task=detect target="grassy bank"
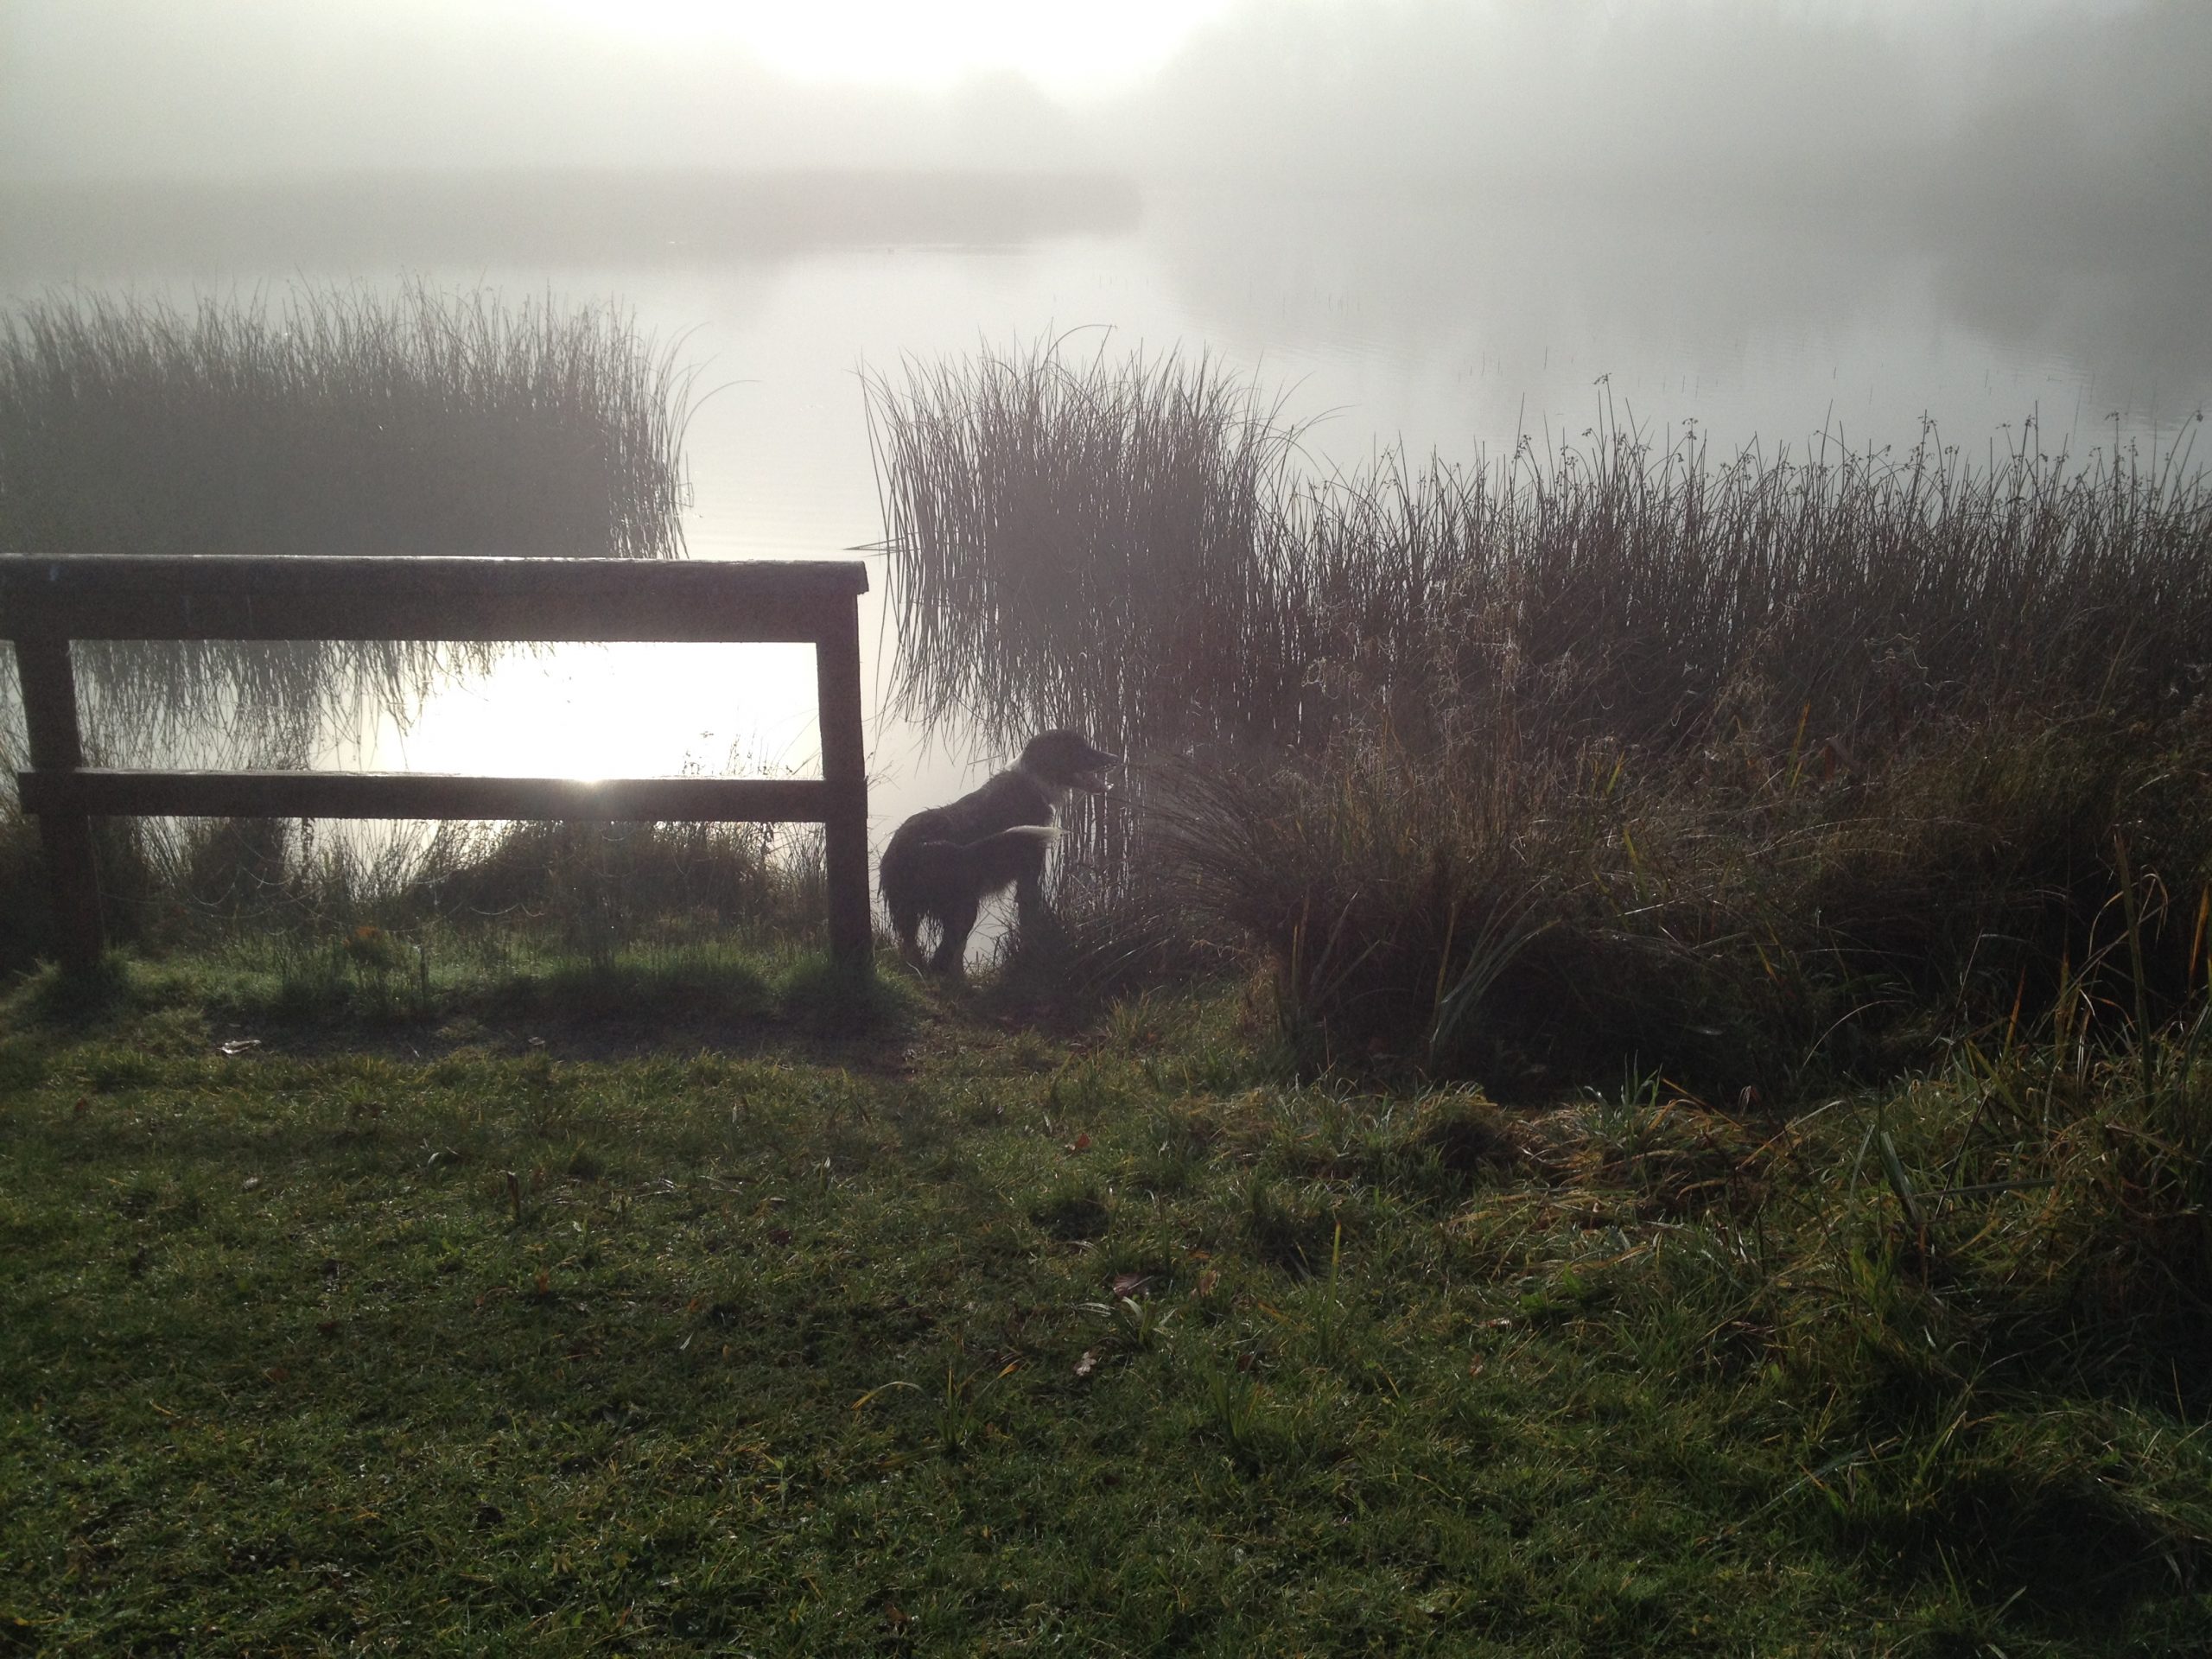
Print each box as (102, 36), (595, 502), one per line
(0, 807), (827, 985)
(2, 953), (2207, 1653)
(868, 343), (2212, 1088)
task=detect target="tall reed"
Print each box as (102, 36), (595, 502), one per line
(867, 336), (1308, 745)
(872, 342), (2209, 763)
(2, 281), (690, 563)
(0, 281), (694, 760)
(0, 283), (698, 969)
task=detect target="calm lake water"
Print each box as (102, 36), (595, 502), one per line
(5, 174), (2207, 855)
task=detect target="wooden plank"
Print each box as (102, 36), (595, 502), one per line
(16, 769), (834, 824)
(11, 634), (105, 970)
(0, 555), (869, 644)
(814, 607), (874, 967)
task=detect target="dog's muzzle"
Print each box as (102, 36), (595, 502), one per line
(1072, 746), (1121, 792)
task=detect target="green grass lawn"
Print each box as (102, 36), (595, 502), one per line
(2, 949), (2206, 1656)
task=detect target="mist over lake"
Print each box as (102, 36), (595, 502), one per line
(3, 0), (2207, 836)
(5, 165), (2202, 836)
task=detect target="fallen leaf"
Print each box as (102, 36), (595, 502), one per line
(1466, 1354), (1486, 1377)
(317, 1319), (339, 1338)
(1110, 1273), (1148, 1300)
(72, 1096), (89, 1116)
(766, 1227), (792, 1247)
(1194, 1269), (1220, 1297)
(1071, 1132), (1091, 1152)
(533, 1269), (550, 1298)
(264, 1365), (289, 1383)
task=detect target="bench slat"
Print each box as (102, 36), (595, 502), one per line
(15, 768), (857, 824)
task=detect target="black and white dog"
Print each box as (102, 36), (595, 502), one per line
(880, 729), (1121, 976)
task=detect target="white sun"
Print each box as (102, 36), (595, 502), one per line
(543, 0), (1237, 94)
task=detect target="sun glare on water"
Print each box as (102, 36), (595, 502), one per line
(359, 644), (823, 784)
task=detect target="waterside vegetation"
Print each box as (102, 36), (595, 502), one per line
(0, 282), (692, 761)
(1, 280), (709, 978)
(870, 340), (2212, 1089)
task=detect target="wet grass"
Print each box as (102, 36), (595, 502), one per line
(0, 804), (828, 985)
(2, 956), (2208, 1653)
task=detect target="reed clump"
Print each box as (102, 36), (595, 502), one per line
(868, 335), (1302, 749)
(0, 281), (702, 969)
(874, 343), (2210, 760)
(1, 281), (690, 563)
(0, 281), (692, 760)
(1146, 709), (2212, 1089)
(871, 340), (2212, 1083)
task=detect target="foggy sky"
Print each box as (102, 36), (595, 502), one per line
(3, 0), (2206, 236)
(0, 1), (1093, 178)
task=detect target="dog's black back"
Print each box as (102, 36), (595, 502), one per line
(879, 730), (1117, 976)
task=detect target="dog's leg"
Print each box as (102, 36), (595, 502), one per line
(931, 895), (980, 977)
(1014, 844), (1047, 934)
(887, 896), (925, 970)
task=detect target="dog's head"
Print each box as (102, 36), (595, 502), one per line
(1018, 729), (1122, 793)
